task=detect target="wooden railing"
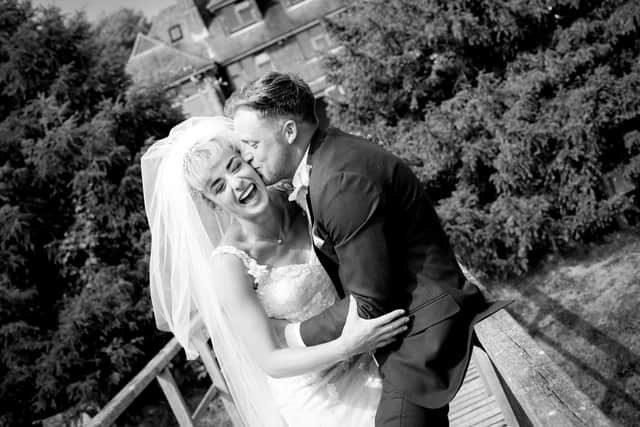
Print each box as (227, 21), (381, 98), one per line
(87, 319), (244, 427)
(462, 265), (613, 427)
(89, 268), (613, 427)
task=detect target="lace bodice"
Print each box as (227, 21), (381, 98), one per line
(212, 245), (337, 322)
(211, 245), (381, 427)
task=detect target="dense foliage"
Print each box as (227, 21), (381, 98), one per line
(0, 2), (182, 425)
(2, 0), (640, 424)
(324, 0), (640, 277)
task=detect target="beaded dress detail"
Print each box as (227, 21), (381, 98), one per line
(212, 245), (382, 427)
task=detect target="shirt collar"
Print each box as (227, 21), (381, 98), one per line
(288, 145), (311, 202)
(292, 144), (311, 189)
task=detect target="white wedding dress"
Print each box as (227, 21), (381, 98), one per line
(213, 245), (383, 427)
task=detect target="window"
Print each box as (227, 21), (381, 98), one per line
(282, 0), (306, 6)
(221, 1), (260, 33)
(254, 52), (274, 74)
(310, 33), (330, 52)
(235, 2), (255, 23)
(168, 24), (183, 42)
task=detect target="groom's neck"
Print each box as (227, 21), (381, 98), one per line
(288, 122), (317, 172)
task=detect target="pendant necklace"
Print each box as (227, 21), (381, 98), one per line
(252, 204), (287, 245)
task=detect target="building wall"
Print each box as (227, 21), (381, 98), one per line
(127, 0), (345, 118)
(166, 72), (226, 117)
(148, 1), (214, 60)
(211, 0), (344, 94)
(204, 0), (343, 63)
(207, 0), (345, 79)
(225, 22), (336, 92)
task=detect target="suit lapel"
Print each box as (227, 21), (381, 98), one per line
(305, 192), (314, 224)
(305, 127), (322, 240)
(305, 128), (345, 298)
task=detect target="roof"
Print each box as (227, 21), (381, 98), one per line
(126, 33), (215, 85)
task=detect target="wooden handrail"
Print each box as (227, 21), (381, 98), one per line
(87, 338), (183, 427)
(463, 265), (613, 426)
(88, 318), (243, 427)
(91, 268), (613, 427)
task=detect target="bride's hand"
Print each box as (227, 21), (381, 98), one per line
(338, 296), (409, 357)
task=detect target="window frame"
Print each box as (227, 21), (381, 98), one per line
(310, 32), (330, 52)
(222, 0), (260, 34)
(168, 24), (183, 42)
(254, 52), (274, 73)
(281, 0), (307, 7)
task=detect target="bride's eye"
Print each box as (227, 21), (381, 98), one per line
(230, 158), (241, 172)
(211, 179), (225, 194)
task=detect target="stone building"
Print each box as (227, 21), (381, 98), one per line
(126, 0), (345, 117)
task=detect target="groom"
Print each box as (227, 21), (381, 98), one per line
(225, 72), (507, 426)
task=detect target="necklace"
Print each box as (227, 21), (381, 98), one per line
(249, 204), (288, 245)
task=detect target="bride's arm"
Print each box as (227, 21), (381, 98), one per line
(212, 254), (407, 378)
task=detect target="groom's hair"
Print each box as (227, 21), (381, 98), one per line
(224, 72), (318, 124)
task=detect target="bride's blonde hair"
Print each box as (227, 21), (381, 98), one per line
(176, 117), (239, 208)
(183, 139), (234, 192)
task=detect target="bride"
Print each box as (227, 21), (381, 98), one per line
(141, 117), (409, 426)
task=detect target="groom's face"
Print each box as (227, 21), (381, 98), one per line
(233, 107), (293, 186)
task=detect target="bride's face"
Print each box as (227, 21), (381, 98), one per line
(201, 147), (270, 219)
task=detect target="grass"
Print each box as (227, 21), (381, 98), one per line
(486, 229), (640, 427)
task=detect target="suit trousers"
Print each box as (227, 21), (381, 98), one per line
(375, 380), (449, 427)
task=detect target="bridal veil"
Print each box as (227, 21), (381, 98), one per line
(141, 117), (285, 426)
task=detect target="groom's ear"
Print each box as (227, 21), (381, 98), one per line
(283, 120), (297, 145)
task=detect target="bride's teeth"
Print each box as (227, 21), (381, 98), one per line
(240, 184), (255, 203)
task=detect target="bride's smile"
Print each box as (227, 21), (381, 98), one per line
(238, 182), (258, 204)
(197, 149), (270, 218)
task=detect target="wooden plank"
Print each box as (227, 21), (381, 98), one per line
(452, 378), (484, 401)
(450, 355), (507, 427)
(460, 264), (614, 427)
(473, 412), (508, 427)
(454, 401), (502, 426)
(191, 335), (246, 427)
(472, 348), (520, 427)
(156, 367), (194, 427)
(87, 338), (182, 427)
(451, 394), (493, 419)
(451, 397), (495, 420)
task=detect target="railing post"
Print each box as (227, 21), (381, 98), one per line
(156, 367), (194, 427)
(192, 336), (245, 427)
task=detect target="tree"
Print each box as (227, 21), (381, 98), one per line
(0, 2), (184, 424)
(324, 0), (640, 276)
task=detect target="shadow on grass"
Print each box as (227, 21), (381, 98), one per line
(503, 280), (639, 426)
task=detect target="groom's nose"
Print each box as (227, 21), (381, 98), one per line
(240, 147), (254, 164)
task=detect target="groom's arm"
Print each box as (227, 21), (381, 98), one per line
(299, 172), (397, 346)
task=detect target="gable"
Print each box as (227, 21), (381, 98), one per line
(130, 33), (164, 58)
(126, 33), (213, 85)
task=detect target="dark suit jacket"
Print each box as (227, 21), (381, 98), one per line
(299, 127), (507, 408)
